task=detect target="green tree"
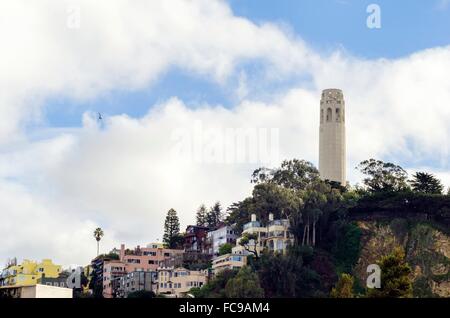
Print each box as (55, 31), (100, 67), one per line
(206, 202), (223, 229)
(93, 228), (104, 256)
(218, 243), (233, 255)
(368, 248), (413, 298)
(225, 197), (255, 233)
(251, 159), (320, 190)
(330, 273), (354, 298)
(258, 252), (300, 297)
(196, 204), (208, 227)
(239, 233), (261, 260)
(190, 269), (238, 298)
(225, 266), (264, 298)
(163, 208), (181, 248)
(357, 159), (409, 193)
(410, 172), (444, 194)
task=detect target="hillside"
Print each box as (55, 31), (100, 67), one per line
(354, 220), (450, 297)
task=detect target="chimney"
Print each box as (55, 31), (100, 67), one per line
(251, 214), (256, 222)
(269, 213), (274, 221)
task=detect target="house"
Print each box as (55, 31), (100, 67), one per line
(119, 243), (184, 272)
(116, 270), (157, 298)
(183, 225), (209, 253)
(0, 259), (62, 287)
(102, 260), (127, 298)
(232, 214), (268, 256)
(0, 284), (73, 298)
(232, 213), (293, 256)
(205, 225), (237, 256)
(266, 214), (294, 254)
(210, 213), (293, 275)
(156, 267), (208, 298)
(211, 253), (247, 274)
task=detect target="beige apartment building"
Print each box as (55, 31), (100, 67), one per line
(266, 214), (294, 253)
(232, 214), (268, 256)
(211, 213), (293, 275)
(156, 267), (207, 298)
(211, 253), (247, 274)
(232, 213), (292, 256)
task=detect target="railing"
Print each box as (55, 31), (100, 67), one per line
(268, 219), (290, 227)
(243, 221), (261, 231)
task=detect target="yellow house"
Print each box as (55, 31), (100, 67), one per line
(0, 259), (62, 287)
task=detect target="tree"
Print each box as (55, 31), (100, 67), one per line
(239, 233), (261, 260)
(258, 252), (301, 297)
(93, 228), (104, 256)
(225, 266), (264, 298)
(410, 172), (444, 194)
(206, 202), (223, 229)
(196, 204), (208, 227)
(163, 208), (181, 248)
(190, 269), (238, 298)
(225, 197), (255, 233)
(368, 247), (413, 298)
(330, 273), (354, 298)
(252, 159), (320, 191)
(357, 159), (409, 193)
(218, 243), (233, 256)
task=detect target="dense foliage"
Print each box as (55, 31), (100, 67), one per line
(189, 158), (449, 298)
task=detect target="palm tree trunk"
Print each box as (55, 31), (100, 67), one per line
(97, 241), (99, 256)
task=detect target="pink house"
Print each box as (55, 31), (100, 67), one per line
(102, 260), (127, 298)
(119, 243), (184, 272)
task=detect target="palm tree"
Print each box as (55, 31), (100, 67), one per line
(93, 228), (104, 256)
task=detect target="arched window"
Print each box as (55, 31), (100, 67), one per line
(326, 108), (332, 122)
(336, 108), (341, 122)
(320, 109), (324, 123)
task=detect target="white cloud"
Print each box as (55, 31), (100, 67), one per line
(0, 0), (449, 266)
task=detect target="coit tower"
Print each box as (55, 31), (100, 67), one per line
(319, 89), (346, 186)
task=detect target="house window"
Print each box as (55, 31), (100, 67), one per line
(320, 109), (324, 123)
(336, 108), (341, 122)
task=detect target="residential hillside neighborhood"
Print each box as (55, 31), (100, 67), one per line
(0, 212), (293, 298)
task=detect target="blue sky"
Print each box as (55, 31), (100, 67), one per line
(42, 0), (450, 129)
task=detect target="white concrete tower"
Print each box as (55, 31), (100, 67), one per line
(319, 89), (346, 185)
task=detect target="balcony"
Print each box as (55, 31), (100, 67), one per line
(243, 221), (261, 231)
(268, 219), (290, 228)
(267, 231), (286, 239)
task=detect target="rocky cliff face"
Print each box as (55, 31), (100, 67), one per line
(353, 220), (450, 297)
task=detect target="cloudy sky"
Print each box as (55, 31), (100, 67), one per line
(0, 0), (449, 267)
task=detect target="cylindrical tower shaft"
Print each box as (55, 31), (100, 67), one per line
(319, 89), (346, 186)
